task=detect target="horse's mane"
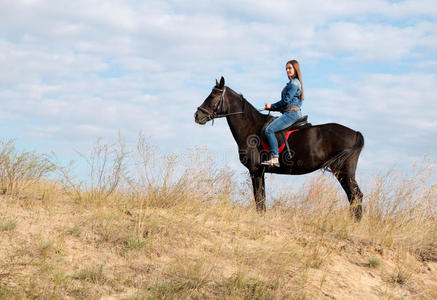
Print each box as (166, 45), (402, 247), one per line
(227, 87), (270, 122)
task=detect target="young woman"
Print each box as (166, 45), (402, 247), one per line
(262, 60), (305, 167)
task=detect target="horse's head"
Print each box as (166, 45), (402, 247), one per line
(194, 76), (227, 125)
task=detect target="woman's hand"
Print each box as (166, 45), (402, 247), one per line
(264, 103), (272, 110)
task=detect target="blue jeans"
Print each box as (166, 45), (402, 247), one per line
(265, 110), (302, 157)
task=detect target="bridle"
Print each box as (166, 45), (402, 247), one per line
(197, 87), (246, 125)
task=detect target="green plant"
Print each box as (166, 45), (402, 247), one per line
(39, 240), (54, 258)
(67, 226), (81, 236)
(125, 236), (146, 250)
(73, 264), (107, 284)
(368, 257), (380, 268)
(0, 219), (17, 231)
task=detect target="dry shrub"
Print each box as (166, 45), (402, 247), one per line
(0, 139), (55, 195)
(59, 137), (127, 204)
(126, 134), (236, 210)
(58, 134), (237, 210)
(219, 271), (279, 299)
(270, 174), (352, 239)
(361, 159), (437, 253)
(124, 134), (238, 244)
(148, 256), (215, 299)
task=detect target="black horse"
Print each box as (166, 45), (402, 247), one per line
(194, 77), (364, 220)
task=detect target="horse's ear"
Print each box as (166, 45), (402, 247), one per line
(215, 79), (219, 87)
(219, 76), (225, 88)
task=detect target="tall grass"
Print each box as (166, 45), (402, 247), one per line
(126, 134), (236, 208)
(59, 137), (127, 203)
(269, 160), (437, 255)
(0, 139), (55, 195)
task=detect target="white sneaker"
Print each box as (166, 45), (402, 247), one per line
(261, 157), (280, 167)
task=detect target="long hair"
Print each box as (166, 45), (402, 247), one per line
(286, 60), (304, 100)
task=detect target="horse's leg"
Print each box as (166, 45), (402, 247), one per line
(337, 173), (363, 220)
(334, 158), (363, 220)
(250, 170), (266, 212)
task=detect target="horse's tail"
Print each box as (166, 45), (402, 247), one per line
(323, 131), (364, 173)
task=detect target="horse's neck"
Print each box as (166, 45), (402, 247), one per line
(225, 91), (267, 148)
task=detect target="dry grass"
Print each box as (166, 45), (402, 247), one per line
(0, 139), (55, 195)
(0, 138), (436, 299)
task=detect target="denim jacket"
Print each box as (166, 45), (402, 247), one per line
(270, 78), (302, 111)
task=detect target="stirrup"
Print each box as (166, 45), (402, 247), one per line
(261, 158), (280, 167)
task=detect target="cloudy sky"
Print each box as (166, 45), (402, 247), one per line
(1, 0), (436, 186)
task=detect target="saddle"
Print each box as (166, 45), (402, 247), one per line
(260, 115), (312, 153)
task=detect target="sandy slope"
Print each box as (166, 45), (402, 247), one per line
(1, 189), (437, 299)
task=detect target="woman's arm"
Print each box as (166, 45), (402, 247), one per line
(270, 81), (299, 111)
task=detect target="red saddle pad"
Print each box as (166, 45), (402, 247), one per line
(261, 129), (300, 153)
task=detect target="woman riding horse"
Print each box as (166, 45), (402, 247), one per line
(263, 60), (304, 167)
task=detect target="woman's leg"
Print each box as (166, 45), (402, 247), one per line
(265, 110), (302, 157)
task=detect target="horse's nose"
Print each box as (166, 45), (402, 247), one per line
(194, 111), (199, 122)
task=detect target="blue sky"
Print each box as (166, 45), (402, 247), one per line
(0, 0), (436, 191)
